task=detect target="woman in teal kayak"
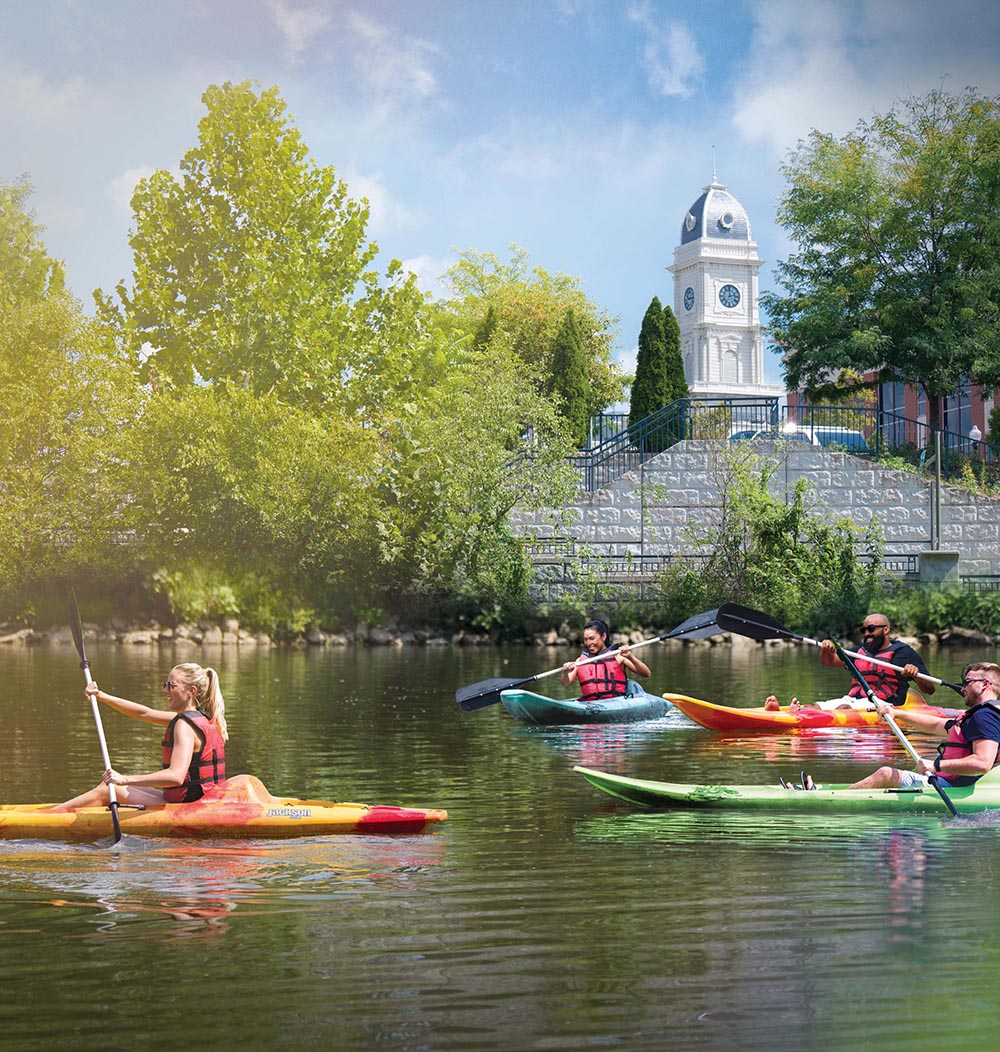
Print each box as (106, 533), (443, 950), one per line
(560, 619), (651, 700)
(52, 662), (229, 811)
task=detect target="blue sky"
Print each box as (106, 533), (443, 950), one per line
(5, 0), (1000, 388)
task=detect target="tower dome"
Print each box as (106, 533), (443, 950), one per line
(680, 177), (752, 244)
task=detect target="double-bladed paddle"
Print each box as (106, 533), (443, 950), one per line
(833, 641), (960, 817)
(714, 603), (965, 695)
(68, 590), (122, 843)
(456, 607), (724, 712)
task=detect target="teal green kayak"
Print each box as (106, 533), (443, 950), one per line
(573, 765), (1000, 815)
(501, 682), (670, 725)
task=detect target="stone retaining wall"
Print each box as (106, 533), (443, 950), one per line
(511, 440), (1000, 575)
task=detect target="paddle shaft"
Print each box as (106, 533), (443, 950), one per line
(717, 605), (960, 693)
(68, 593), (122, 841)
(456, 607), (725, 711)
(835, 642), (959, 817)
(811, 638), (950, 691)
(457, 637), (654, 711)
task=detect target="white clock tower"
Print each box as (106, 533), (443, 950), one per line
(666, 172), (782, 400)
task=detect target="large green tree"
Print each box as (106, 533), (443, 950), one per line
(629, 298), (688, 452)
(764, 88), (1000, 424)
(83, 83), (577, 629)
(98, 80), (431, 414)
(663, 303), (688, 403)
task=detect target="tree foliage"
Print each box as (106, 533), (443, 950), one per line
(98, 80), (432, 415)
(657, 446), (883, 634)
(629, 296), (669, 428)
(1, 88), (588, 632)
(0, 182), (144, 615)
(438, 245), (625, 414)
(764, 88), (1000, 423)
(629, 299), (689, 453)
(663, 303), (688, 403)
(546, 310), (591, 448)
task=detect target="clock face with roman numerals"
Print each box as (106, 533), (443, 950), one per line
(684, 287), (694, 311)
(719, 284), (741, 308)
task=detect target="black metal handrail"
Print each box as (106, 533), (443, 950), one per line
(571, 398), (999, 492)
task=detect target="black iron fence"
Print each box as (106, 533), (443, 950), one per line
(573, 398), (999, 493)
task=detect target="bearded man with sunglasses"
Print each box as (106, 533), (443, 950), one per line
(806, 614), (937, 711)
(769, 615), (936, 713)
(846, 664), (1000, 790)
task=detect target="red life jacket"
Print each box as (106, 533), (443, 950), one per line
(935, 703), (1000, 784)
(161, 710), (227, 803)
(576, 650), (628, 700)
(847, 641), (908, 704)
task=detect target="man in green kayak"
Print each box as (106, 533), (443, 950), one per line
(845, 662), (1000, 790)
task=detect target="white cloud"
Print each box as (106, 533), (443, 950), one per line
(267, 1), (332, 60)
(106, 165), (157, 215)
(0, 69), (87, 127)
(616, 344), (639, 377)
(733, 0), (1000, 155)
(399, 253), (455, 300)
(342, 169), (425, 236)
(627, 3), (705, 98)
(347, 11), (441, 109)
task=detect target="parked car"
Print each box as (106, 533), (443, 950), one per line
(728, 426), (821, 445)
(809, 426), (872, 454)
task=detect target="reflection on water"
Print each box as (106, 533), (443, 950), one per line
(1, 641), (999, 1051)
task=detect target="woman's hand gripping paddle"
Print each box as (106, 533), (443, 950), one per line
(68, 590), (123, 842)
(455, 607), (725, 712)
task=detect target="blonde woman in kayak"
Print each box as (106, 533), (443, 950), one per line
(561, 619), (651, 700)
(51, 663), (228, 811)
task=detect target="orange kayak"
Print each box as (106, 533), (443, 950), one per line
(0, 775), (448, 842)
(665, 690), (953, 733)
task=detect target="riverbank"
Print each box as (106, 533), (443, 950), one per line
(3, 618), (996, 649)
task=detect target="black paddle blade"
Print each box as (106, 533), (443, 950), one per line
(715, 603), (791, 641)
(67, 589), (90, 667)
(662, 607), (722, 641)
(456, 676), (536, 711)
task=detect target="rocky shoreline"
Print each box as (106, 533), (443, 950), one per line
(1, 619), (996, 649)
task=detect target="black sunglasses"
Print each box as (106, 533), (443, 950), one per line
(861, 623), (888, 632)
(962, 677), (992, 688)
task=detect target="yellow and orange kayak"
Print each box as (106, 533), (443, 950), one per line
(0, 775), (447, 841)
(665, 690), (953, 733)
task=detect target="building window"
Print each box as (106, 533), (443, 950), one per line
(722, 350), (739, 384)
(942, 379), (972, 442)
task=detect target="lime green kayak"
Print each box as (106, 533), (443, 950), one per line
(574, 765), (1000, 815)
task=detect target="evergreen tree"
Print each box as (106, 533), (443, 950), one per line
(662, 304), (688, 401)
(629, 296), (669, 430)
(547, 309), (591, 448)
